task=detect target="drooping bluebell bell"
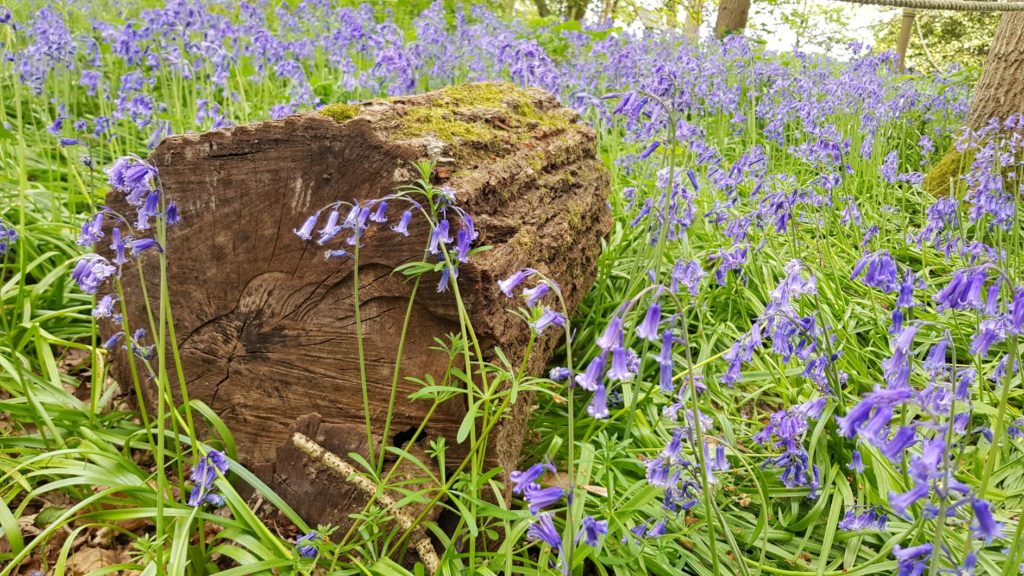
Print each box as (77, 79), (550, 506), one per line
(889, 482), (929, 517)
(510, 462), (554, 495)
(524, 485), (565, 515)
(971, 499), (1002, 541)
(838, 507), (887, 531)
(586, 384), (609, 419)
(850, 250), (899, 293)
(575, 353), (606, 392)
(294, 211), (320, 241)
(1011, 287), (1024, 334)
(970, 317), (1008, 357)
(878, 425), (918, 462)
(596, 316), (624, 351)
(848, 449), (864, 473)
(934, 266), (991, 312)
(392, 210), (412, 236)
(295, 531), (318, 558)
(576, 516), (607, 547)
(498, 268), (533, 297)
(187, 449), (229, 507)
(670, 259), (705, 296)
(93, 294), (117, 318)
(71, 255), (117, 294)
(634, 302), (662, 342)
(526, 512), (561, 550)
(531, 308), (566, 334)
(892, 543), (932, 576)
(606, 346), (635, 382)
(131, 238), (162, 255)
(77, 212), (104, 246)
(522, 283), (550, 308)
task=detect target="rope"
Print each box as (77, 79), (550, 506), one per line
(832, 0), (1024, 11)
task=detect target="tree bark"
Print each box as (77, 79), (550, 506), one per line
(967, 13), (1024, 129)
(714, 0), (751, 39)
(101, 82), (610, 523)
(534, 0), (551, 17)
(566, 0), (591, 21)
(682, 0), (704, 40)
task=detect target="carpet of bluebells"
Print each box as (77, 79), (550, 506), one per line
(2, 1), (1023, 575)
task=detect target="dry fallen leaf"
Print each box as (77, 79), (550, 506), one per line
(71, 547), (123, 576)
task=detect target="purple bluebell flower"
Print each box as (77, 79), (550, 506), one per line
(454, 228), (473, 263)
(524, 485), (565, 515)
(970, 317), (1007, 357)
(71, 256), (116, 294)
(93, 294), (117, 318)
(187, 449), (229, 507)
(370, 200), (388, 223)
(523, 283), (550, 307)
(131, 238), (162, 255)
(324, 249), (349, 259)
(635, 302), (661, 341)
(670, 259), (705, 295)
(889, 482), (929, 517)
(893, 543), (932, 575)
(392, 210), (412, 236)
(838, 508), (886, 531)
(531, 308), (565, 334)
(165, 201), (180, 225)
(498, 268), (533, 297)
(596, 316), (624, 350)
(607, 347), (634, 381)
(848, 449), (864, 473)
(935, 266), (990, 312)
(850, 251), (899, 293)
(526, 512), (561, 550)
(586, 384), (609, 419)
(427, 219), (450, 254)
(577, 516), (608, 547)
(295, 531), (318, 558)
(971, 499), (1002, 541)
(549, 367), (572, 381)
(510, 462), (552, 495)
(294, 212), (320, 241)
(878, 426), (918, 462)
(896, 272), (916, 308)
(1012, 287), (1024, 334)
(575, 353), (606, 392)
(639, 140), (661, 159)
(77, 212), (104, 246)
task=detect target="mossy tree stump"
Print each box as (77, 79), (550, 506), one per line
(101, 82), (610, 528)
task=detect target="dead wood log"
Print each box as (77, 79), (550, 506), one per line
(100, 81), (610, 527)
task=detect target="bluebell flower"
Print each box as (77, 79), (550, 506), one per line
(454, 228), (472, 263)
(575, 353), (606, 392)
(93, 294), (117, 318)
(427, 219), (450, 254)
(970, 317), (1007, 357)
(848, 449), (864, 473)
(889, 482), (929, 517)
(923, 333), (950, 374)
(596, 316), (624, 350)
(648, 519), (667, 537)
(1012, 287), (1024, 334)
(670, 259), (705, 295)
(606, 346), (634, 381)
(850, 250), (899, 293)
(577, 516), (608, 547)
(187, 450), (229, 507)
(392, 210), (412, 236)
(498, 268), (533, 297)
(896, 272), (916, 308)
(316, 209), (342, 244)
(878, 426), (917, 462)
(838, 507), (886, 531)
(324, 249), (349, 259)
(131, 238), (162, 255)
(103, 332), (124, 350)
(110, 228), (127, 266)
(971, 499), (1002, 541)
(523, 283), (550, 307)
(531, 308), (565, 334)
(659, 361), (674, 394)
(370, 200), (388, 223)
(526, 512), (561, 550)
(510, 462), (553, 495)
(524, 485), (564, 514)
(294, 212), (319, 241)
(166, 201), (180, 225)
(71, 255), (116, 294)
(549, 367), (572, 381)
(295, 531), (318, 558)
(935, 266), (990, 312)
(635, 302), (661, 341)
(893, 543), (932, 576)
(586, 384), (609, 419)
(77, 212), (104, 246)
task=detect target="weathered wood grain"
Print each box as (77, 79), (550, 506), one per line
(101, 82), (610, 525)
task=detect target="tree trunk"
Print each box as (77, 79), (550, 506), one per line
(534, 0), (551, 17)
(967, 12), (1024, 129)
(101, 82), (610, 525)
(682, 0), (704, 40)
(714, 0), (751, 38)
(566, 0), (591, 21)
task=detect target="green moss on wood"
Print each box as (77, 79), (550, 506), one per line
(923, 147), (972, 197)
(319, 102), (360, 123)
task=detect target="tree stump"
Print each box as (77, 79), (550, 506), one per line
(101, 82), (610, 527)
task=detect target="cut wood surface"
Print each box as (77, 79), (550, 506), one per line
(101, 82), (610, 524)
